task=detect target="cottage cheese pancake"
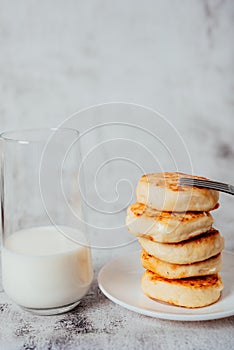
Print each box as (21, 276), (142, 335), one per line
(141, 270), (223, 308)
(126, 203), (213, 243)
(141, 251), (222, 279)
(136, 172), (219, 212)
(138, 228), (224, 264)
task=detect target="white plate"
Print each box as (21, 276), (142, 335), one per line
(98, 250), (234, 321)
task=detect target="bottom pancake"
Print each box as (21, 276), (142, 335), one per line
(141, 251), (222, 279)
(141, 270), (223, 308)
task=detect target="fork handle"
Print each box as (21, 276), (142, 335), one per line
(228, 184), (234, 195)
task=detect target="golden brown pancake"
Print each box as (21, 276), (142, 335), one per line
(141, 250), (222, 279)
(141, 269), (223, 308)
(136, 172), (219, 212)
(138, 228), (224, 264)
(126, 202), (213, 243)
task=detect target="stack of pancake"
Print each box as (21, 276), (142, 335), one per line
(126, 172), (224, 308)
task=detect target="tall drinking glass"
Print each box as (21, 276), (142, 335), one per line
(0, 128), (93, 315)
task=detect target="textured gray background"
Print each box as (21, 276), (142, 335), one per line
(0, 0), (234, 349)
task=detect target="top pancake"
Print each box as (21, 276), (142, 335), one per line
(136, 172), (219, 212)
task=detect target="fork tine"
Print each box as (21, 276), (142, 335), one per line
(180, 179), (216, 187)
(180, 178), (229, 190)
(178, 178), (234, 195)
(180, 178), (228, 190)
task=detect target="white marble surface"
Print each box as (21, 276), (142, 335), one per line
(0, 0), (234, 349)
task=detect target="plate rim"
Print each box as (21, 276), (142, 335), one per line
(98, 250), (234, 321)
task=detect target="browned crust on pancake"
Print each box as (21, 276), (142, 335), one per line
(164, 228), (219, 247)
(145, 269), (222, 289)
(141, 250), (222, 278)
(139, 172), (212, 192)
(141, 250), (221, 269)
(129, 202), (210, 221)
(145, 227), (219, 245)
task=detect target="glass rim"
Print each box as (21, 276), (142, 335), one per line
(0, 127), (80, 144)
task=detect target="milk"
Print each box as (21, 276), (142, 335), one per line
(1, 226), (93, 309)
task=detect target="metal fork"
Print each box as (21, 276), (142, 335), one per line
(179, 178), (234, 195)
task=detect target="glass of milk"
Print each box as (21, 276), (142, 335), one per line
(0, 128), (93, 315)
